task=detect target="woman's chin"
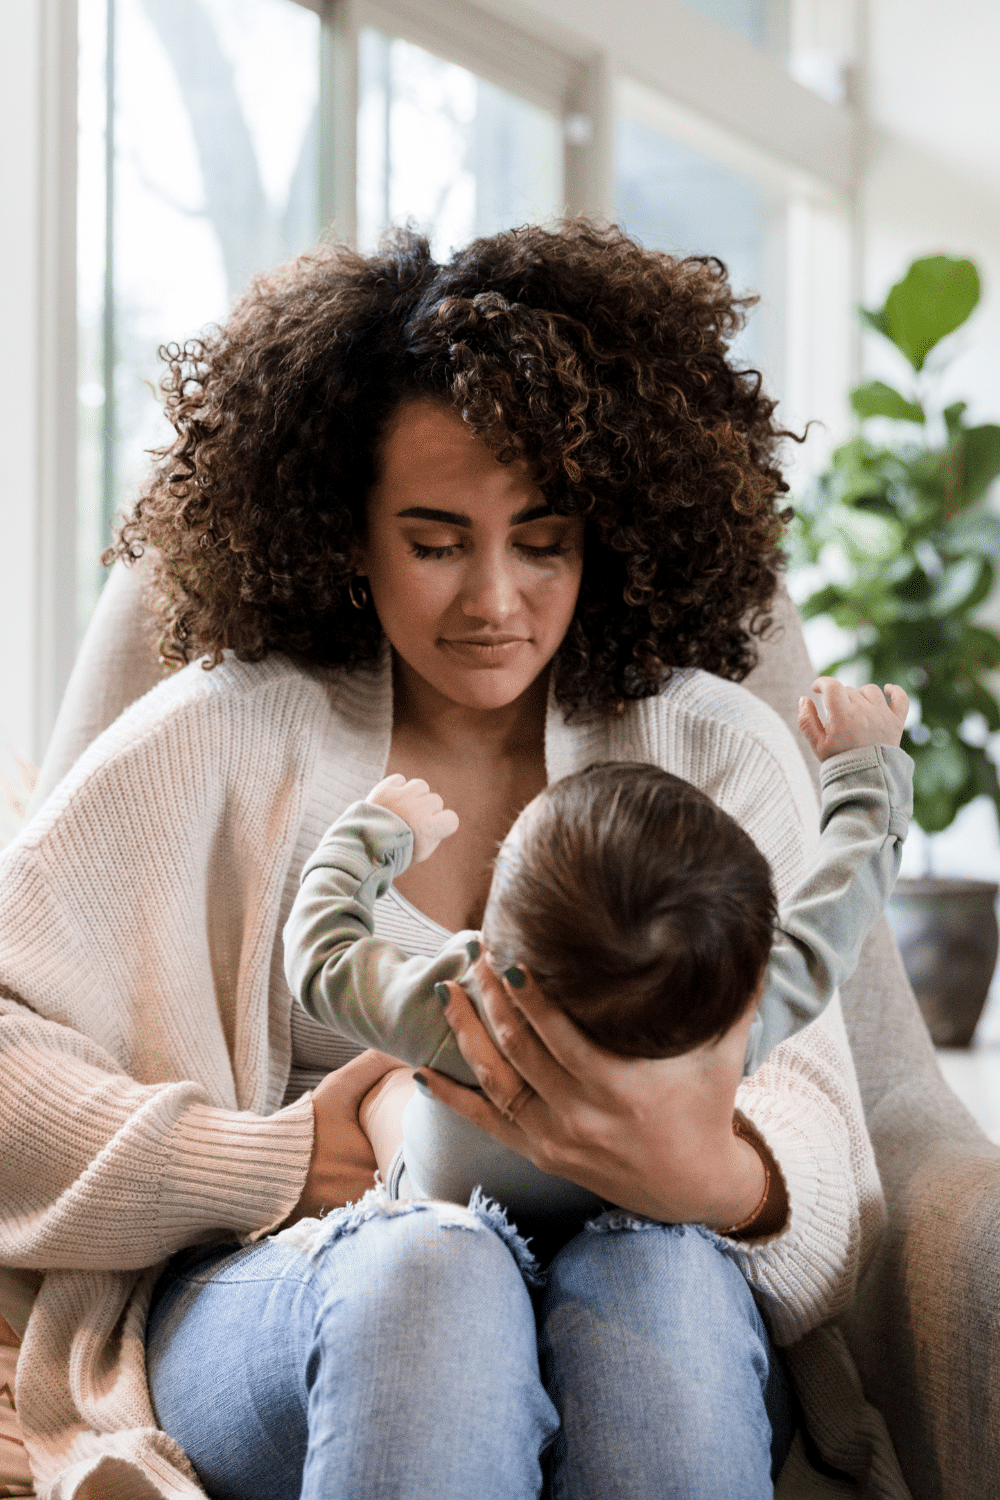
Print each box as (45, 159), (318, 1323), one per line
(441, 672), (542, 713)
(428, 663), (546, 714)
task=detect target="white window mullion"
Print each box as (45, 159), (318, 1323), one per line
(320, 0), (360, 244)
(0, 0), (77, 766)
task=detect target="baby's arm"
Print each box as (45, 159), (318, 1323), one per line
(283, 778), (478, 1079)
(746, 679), (913, 1071)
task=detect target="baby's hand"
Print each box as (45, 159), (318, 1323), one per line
(798, 678), (909, 762)
(367, 774), (460, 862)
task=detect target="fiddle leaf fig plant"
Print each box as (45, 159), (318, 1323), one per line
(788, 255), (1000, 836)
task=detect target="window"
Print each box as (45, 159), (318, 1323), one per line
(616, 75), (852, 480)
(617, 116), (769, 374)
(680, 0), (769, 48)
(357, 29), (563, 258)
(77, 0), (320, 633)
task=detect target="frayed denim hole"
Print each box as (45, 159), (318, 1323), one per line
(272, 1182), (543, 1286)
(465, 1187), (542, 1286)
(585, 1212), (723, 1245)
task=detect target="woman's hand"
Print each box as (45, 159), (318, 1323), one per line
(419, 960), (770, 1229)
(283, 1049), (401, 1226)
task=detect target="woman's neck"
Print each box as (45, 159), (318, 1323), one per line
(390, 655), (549, 764)
(385, 655), (550, 931)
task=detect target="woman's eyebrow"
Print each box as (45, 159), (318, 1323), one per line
(395, 504), (554, 526)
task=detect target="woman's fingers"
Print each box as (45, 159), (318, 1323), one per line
(439, 979), (534, 1107)
(471, 960), (585, 1094)
(484, 960), (625, 1088)
(414, 1065), (533, 1154)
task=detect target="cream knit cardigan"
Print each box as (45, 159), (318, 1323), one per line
(0, 649), (885, 1499)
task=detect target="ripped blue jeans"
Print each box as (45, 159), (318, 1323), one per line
(145, 1188), (794, 1499)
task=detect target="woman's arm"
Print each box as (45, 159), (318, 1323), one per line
(0, 982), (398, 1263)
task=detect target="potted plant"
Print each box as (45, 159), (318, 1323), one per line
(788, 254), (1000, 1045)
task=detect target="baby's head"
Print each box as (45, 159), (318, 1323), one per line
(482, 763), (776, 1058)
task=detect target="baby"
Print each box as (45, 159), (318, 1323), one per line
(284, 677), (912, 1228)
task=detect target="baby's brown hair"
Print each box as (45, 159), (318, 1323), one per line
(482, 763), (776, 1058)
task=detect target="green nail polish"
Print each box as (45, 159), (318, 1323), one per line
(504, 966), (526, 990)
(466, 939), (482, 961)
(434, 983), (450, 1004)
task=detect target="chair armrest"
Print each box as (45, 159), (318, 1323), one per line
(840, 921), (1000, 1500)
(30, 556), (170, 814)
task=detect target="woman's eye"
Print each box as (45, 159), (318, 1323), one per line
(516, 541), (568, 559)
(411, 542), (460, 560)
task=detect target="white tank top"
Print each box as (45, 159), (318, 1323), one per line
(283, 886), (454, 1104)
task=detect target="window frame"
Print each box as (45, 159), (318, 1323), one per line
(317, 0), (615, 242)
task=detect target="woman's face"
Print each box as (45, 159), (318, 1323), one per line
(359, 400), (585, 713)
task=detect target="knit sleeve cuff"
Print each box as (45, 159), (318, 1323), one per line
(159, 1092), (315, 1248)
(719, 1083), (860, 1345)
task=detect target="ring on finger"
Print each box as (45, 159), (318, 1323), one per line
(501, 1081), (535, 1122)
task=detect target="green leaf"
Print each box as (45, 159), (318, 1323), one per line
(964, 684), (1000, 733)
(858, 305), (892, 341)
(829, 505), (903, 564)
(942, 511), (1000, 555)
(927, 557), (992, 617)
(943, 400), (968, 435)
(863, 255), (980, 371)
(909, 739), (974, 832)
(900, 447), (948, 502)
(798, 583), (848, 621)
(957, 624), (1000, 670)
(849, 380), (925, 424)
(959, 424), (1000, 505)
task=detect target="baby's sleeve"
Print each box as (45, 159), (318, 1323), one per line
(746, 744), (913, 1072)
(283, 800), (479, 1082)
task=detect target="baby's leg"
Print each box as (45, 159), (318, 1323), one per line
(359, 1065), (415, 1180)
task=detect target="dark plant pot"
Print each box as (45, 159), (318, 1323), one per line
(887, 877), (999, 1047)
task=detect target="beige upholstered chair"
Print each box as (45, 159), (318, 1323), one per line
(2, 559), (999, 1499)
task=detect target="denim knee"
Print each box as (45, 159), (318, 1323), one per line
(544, 1218), (769, 1357)
(301, 1190), (541, 1337)
(539, 1220), (794, 1500)
(149, 1190), (559, 1500)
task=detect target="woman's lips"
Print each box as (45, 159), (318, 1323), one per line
(439, 637), (531, 666)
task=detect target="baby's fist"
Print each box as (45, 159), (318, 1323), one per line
(798, 678), (908, 762)
(367, 774), (460, 862)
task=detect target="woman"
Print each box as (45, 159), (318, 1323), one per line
(0, 224), (883, 1499)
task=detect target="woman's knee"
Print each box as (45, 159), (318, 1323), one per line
(539, 1222), (792, 1499)
(544, 1219), (765, 1353)
(302, 1200), (558, 1498)
(312, 1196), (538, 1341)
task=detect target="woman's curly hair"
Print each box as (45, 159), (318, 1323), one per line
(108, 221), (795, 714)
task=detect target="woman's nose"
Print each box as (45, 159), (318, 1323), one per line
(459, 549), (519, 622)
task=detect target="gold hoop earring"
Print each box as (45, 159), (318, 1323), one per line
(348, 576), (369, 611)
